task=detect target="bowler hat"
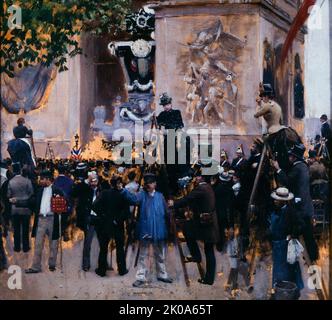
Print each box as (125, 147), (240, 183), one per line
(288, 144), (305, 160)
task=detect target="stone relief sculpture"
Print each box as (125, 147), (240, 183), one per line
(183, 19), (246, 127)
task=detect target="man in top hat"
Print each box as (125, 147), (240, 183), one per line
(254, 84), (285, 135)
(272, 143), (319, 262)
(156, 92), (184, 131)
(220, 149), (230, 171)
(121, 173), (173, 287)
(231, 145), (247, 172)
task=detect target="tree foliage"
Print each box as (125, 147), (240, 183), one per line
(1, 0), (132, 77)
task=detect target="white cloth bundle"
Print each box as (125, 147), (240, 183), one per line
(287, 239), (304, 264)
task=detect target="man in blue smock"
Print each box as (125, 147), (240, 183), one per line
(121, 173), (173, 287)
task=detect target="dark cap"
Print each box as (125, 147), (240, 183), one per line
(144, 173), (157, 184)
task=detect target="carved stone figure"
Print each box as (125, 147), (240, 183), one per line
(184, 19), (245, 126)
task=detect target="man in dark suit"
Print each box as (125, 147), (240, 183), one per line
(320, 114), (332, 141)
(92, 175), (129, 277)
(25, 170), (65, 273)
(220, 150), (230, 171)
(320, 114), (332, 155)
(72, 172), (100, 271)
(231, 145), (247, 172)
(13, 118), (33, 139)
(169, 170), (220, 285)
(272, 143), (319, 262)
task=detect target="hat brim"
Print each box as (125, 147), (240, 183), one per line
(287, 151), (304, 160)
(219, 175), (231, 182)
(271, 192), (294, 201)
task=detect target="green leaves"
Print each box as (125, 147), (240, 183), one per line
(1, 0), (132, 76)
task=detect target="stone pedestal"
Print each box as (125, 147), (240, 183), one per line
(153, 0), (305, 157)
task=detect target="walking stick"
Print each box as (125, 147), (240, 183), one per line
(59, 214), (63, 273)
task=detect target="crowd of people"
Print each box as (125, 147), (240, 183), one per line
(0, 90), (330, 299)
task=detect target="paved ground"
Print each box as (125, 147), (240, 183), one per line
(0, 228), (327, 300)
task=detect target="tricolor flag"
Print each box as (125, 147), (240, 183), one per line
(71, 147), (82, 160)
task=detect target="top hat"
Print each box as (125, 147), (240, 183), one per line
(159, 92), (172, 106)
(288, 144), (305, 160)
(271, 187), (294, 201)
(259, 83), (274, 98)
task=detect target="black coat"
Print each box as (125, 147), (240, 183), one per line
(72, 182), (100, 231)
(156, 109), (184, 130)
(31, 185), (64, 240)
(214, 180), (234, 222)
(276, 161), (314, 218)
(321, 122), (332, 141)
(92, 188), (130, 236)
(7, 138), (35, 168)
(13, 125), (33, 139)
(174, 182), (219, 243)
(231, 157), (247, 173)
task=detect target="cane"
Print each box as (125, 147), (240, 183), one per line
(58, 214), (63, 273)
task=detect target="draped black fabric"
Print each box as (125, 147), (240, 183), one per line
(1, 64), (55, 114)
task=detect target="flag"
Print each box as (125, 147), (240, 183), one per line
(280, 0), (316, 65)
(71, 147), (82, 160)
